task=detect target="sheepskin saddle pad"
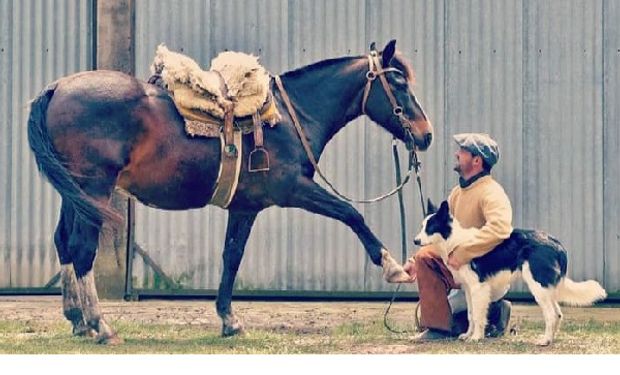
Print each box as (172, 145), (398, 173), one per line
(150, 44), (280, 130)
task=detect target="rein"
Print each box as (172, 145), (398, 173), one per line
(274, 52), (417, 204)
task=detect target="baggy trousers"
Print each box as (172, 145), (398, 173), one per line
(414, 245), (459, 332)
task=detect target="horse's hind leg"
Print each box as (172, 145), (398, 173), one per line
(69, 217), (122, 345)
(216, 211), (258, 337)
(54, 200), (95, 337)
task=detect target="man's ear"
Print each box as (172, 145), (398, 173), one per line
(427, 199), (437, 215)
(473, 155), (484, 167)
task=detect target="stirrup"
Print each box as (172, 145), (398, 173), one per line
(248, 147), (270, 172)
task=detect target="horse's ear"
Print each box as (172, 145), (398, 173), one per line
(382, 39), (397, 66)
(427, 199), (437, 215)
(369, 42), (377, 52)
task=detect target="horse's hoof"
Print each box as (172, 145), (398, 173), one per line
(72, 324), (96, 338)
(535, 337), (552, 346)
(221, 314), (244, 337)
(96, 333), (124, 345)
(222, 323), (243, 337)
(381, 249), (412, 283)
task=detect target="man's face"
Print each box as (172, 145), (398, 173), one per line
(454, 147), (476, 176)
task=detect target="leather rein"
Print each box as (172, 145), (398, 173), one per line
(274, 51), (421, 204)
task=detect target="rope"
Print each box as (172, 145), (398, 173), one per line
(382, 141), (426, 335)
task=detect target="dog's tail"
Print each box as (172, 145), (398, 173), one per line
(556, 277), (607, 306)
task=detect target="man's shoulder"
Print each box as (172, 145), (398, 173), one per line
(478, 175), (506, 191)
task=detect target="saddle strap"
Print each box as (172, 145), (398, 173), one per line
(252, 111), (264, 148)
(223, 102), (235, 147)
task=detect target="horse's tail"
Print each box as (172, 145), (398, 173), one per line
(27, 82), (122, 227)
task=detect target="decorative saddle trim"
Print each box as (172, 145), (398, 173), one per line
(180, 92), (279, 138)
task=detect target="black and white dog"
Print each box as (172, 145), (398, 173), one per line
(413, 200), (607, 345)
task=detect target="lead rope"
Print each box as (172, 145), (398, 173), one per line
(383, 143), (426, 335)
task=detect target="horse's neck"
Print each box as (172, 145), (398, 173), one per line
(279, 59), (367, 156)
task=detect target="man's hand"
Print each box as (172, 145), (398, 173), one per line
(447, 253), (463, 270)
(402, 257), (417, 283)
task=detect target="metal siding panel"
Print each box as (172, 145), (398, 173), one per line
(364, 0), (445, 293)
(446, 0), (527, 291)
(523, 0), (604, 290)
(0, 0), (93, 289)
(287, 0), (367, 292)
(0, 0), (13, 287)
(603, 0), (620, 293)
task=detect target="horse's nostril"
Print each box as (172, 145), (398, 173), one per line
(424, 133), (433, 146)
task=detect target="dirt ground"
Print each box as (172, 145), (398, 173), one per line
(1, 296), (618, 333)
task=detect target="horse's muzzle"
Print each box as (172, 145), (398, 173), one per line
(414, 132), (433, 151)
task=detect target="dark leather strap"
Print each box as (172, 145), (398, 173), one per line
(252, 111), (263, 148)
(223, 102), (235, 148)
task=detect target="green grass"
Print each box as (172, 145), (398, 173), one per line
(1, 318), (619, 354)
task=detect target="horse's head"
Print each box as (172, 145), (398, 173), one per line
(362, 40), (433, 151)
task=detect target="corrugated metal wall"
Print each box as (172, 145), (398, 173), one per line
(2, 0), (617, 296)
(0, 0), (93, 288)
(603, 0), (620, 292)
(130, 0), (619, 295)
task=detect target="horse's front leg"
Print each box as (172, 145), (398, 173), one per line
(287, 179), (410, 283)
(216, 210), (258, 337)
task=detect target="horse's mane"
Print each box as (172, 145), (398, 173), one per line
(392, 52), (416, 85)
(279, 51), (416, 85)
(279, 56), (363, 79)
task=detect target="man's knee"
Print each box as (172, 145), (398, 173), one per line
(414, 245), (441, 264)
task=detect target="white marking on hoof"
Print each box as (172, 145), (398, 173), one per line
(95, 319), (123, 345)
(222, 313), (244, 337)
(381, 249), (412, 283)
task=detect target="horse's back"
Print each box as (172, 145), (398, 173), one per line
(53, 70), (152, 102)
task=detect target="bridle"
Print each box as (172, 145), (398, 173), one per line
(275, 50), (425, 204)
(361, 49), (414, 139)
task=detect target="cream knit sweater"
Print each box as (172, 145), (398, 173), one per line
(447, 175), (513, 264)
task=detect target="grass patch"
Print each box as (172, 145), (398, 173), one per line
(2, 317), (618, 354)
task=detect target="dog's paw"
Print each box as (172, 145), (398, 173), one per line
(535, 337), (552, 346)
(467, 334), (483, 342)
(458, 333), (471, 341)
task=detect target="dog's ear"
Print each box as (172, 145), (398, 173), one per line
(438, 200), (449, 217)
(427, 199), (437, 215)
(369, 42), (377, 52)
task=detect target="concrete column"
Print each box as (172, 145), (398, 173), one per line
(94, 0), (135, 299)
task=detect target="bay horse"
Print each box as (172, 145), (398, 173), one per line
(27, 40), (433, 344)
